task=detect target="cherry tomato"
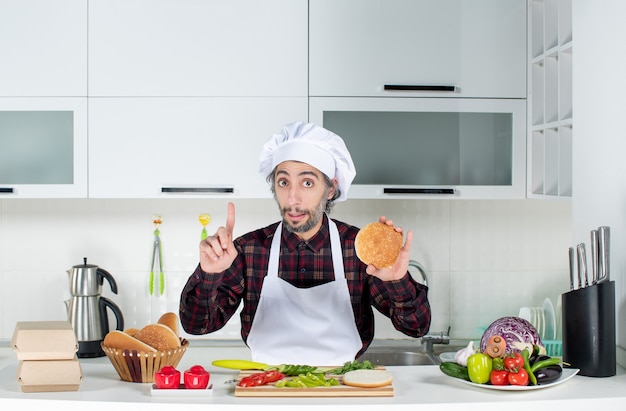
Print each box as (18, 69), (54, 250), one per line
(503, 352), (525, 372)
(154, 365), (181, 389)
(489, 369), (509, 386)
(183, 365), (210, 389)
(508, 369), (529, 386)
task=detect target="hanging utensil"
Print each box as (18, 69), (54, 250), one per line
(149, 214), (165, 296)
(199, 213), (212, 240)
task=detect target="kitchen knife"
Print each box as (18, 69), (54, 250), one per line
(598, 226), (610, 283)
(590, 230), (599, 285)
(576, 243), (588, 288)
(568, 246), (575, 290)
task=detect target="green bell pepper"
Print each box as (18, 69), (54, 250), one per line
(467, 353), (493, 384)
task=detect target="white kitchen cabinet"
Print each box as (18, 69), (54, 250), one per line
(88, 97), (308, 198)
(309, 0), (527, 99)
(0, 98), (88, 198)
(310, 97), (527, 199)
(88, 0), (307, 97)
(0, 0), (87, 97)
(528, 0), (573, 198)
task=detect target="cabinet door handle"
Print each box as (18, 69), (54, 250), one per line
(161, 187), (234, 194)
(384, 188), (455, 195)
(0, 187), (14, 194)
(384, 84), (457, 92)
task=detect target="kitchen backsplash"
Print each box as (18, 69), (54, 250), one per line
(0, 198), (571, 342)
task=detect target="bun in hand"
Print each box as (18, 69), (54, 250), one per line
(355, 222), (403, 268)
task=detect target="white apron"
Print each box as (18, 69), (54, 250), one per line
(246, 220), (362, 366)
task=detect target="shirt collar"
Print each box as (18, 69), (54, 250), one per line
(281, 214), (329, 253)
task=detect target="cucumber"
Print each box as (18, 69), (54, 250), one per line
(439, 362), (471, 381)
(211, 359), (269, 370)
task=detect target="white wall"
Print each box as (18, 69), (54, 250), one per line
(0, 198), (571, 343)
(573, 0), (626, 367)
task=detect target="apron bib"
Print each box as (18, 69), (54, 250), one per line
(247, 220), (362, 366)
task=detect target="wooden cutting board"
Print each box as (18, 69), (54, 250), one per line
(234, 369), (394, 397)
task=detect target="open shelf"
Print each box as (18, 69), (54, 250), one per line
(528, 0), (573, 199)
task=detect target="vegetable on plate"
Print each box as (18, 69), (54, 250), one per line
(466, 353), (492, 384)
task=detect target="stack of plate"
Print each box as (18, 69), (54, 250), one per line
(518, 298), (559, 355)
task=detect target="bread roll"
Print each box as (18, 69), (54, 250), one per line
(157, 312), (179, 337)
(355, 222), (403, 268)
(124, 327), (140, 337)
(103, 330), (157, 352)
(342, 369), (393, 388)
(134, 323), (181, 351)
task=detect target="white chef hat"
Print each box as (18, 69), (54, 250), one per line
(259, 122), (356, 202)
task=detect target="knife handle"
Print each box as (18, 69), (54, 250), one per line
(568, 247), (575, 290)
(576, 243), (587, 288)
(590, 230), (599, 284)
(598, 226), (610, 282)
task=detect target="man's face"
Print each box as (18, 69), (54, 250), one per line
(273, 161), (336, 239)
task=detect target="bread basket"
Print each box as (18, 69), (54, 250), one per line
(101, 339), (189, 383)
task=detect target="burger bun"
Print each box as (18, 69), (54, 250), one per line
(355, 222), (403, 268)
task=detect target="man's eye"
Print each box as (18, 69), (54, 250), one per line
(277, 180), (288, 187)
(303, 180), (313, 188)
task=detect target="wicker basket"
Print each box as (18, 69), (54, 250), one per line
(101, 339), (189, 383)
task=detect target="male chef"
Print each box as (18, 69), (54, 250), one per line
(180, 121), (430, 365)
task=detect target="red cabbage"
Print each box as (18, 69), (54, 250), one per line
(480, 316), (542, 354)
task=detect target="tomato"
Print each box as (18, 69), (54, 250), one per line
(154, 365), (181, 389)
(238, 370), (286, 387)
(183, 365), (210, 389)
(503, 352), (524, 372)
(489, 369), (509, 386)
(262, 370), (285, 383)
(466, 353), (492, 384)
(508, 369), (529, 386)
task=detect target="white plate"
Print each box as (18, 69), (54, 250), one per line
(439, 352), (457, 363)
(150, 384), (214, 397)
(445, 368), (579, 391)
(543, 298), (557, 340)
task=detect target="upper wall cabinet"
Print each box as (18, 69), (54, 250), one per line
(309, 0), (527, 99)
(0, 98), (88, 198)
(0, 0), (87, 97)
(88, 97), (307, 198)
(88, 0), (308, 97)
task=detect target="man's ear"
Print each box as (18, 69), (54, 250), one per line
(328, 178), (338, 199)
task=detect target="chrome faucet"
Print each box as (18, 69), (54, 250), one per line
(421, 327), (451, 354)
(408, 260), (428, 287)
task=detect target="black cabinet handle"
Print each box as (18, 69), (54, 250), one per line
(0, 187), (14, 194)
(384, 84), (457, 92)
(384, 188), (455, 195)
(161, 187), (234, 194)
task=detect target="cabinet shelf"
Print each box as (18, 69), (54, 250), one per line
(527, 0), (573, 199)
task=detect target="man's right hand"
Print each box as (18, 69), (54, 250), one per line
(199, 202), (238, 273)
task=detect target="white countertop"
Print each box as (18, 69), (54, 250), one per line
(1, 342), (626, 411)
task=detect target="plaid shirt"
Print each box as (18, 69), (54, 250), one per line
(179, 214), (431, 357)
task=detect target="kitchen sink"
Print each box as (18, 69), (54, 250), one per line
(359, 350), (438, 366)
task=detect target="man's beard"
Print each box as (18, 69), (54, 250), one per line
(281, 197), (328, 234)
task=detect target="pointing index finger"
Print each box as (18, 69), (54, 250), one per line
(225, 202), (236, 238)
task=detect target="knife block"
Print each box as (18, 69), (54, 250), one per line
(561, 281), (616, 377)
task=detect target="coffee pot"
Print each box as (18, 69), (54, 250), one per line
(65, 258), (124, 358)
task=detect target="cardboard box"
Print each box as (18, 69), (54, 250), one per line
(16, 357), (83, 393)
(12, 321), (78, 360)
